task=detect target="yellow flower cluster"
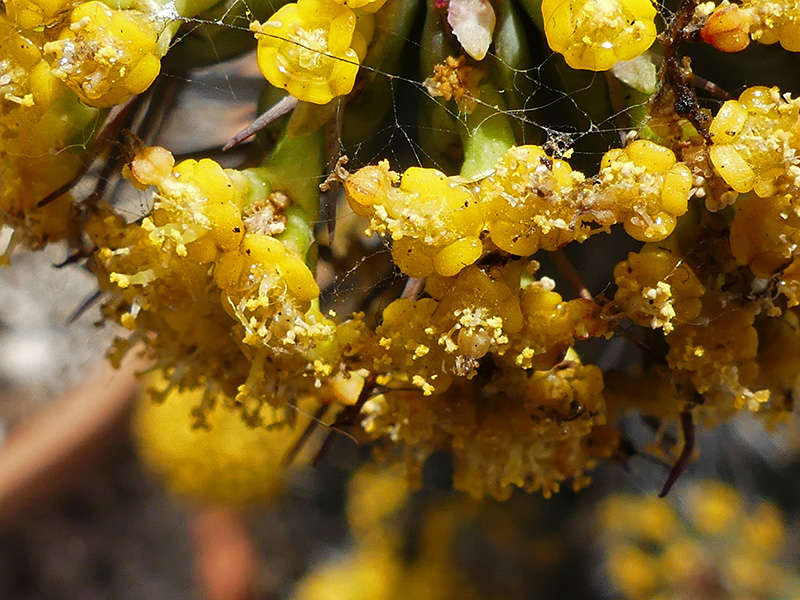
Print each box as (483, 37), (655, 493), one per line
(600, 482), (800, 600)
(666, 295), (767, 415)
(87, 140), (619, 498)
(367, 263), (605, 396)
(0, 13), (96, 254)
(745, 0), (800, 49)
(708, 86), (800, 306)
(344, 161), (485, 278)
(607, 246), (705, 334)
(708, 86), (800, 196)
(479, 145), (588, 255)
(345, 140), (693, 278)
(91, 145), (340, 425)
(541, 0), (657, 70)
(362, 352), (610, 500)
(593, 141), (694, 241)
(0, 0), (195, 256)
(250, 0), (380, 105)
(603, 212), (797, 424)
(11, 0), (800, 511)
(729, 190), (800, 279)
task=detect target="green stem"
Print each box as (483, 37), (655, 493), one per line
(244, 128), (326, 262)
(258, 128), (325, 219)
(459, 83), (517, 180)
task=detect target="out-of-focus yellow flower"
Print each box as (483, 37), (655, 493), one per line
(686, 480), (742, 535)
(251, 0), (371, 105)
(541, 0), (657, 71)
(607, 545), (659, 598)
(346, 464), (407, 537)
(600, 482), (800, 600)
(134, 376), (315, 505)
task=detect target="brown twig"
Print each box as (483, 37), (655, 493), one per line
(660, 0), (712, 142)
(0, 349), (150, 527)
(281, 403), (331, 467)
(223, 95), (299, 151)
(659, 408), (696, 497)
(37, 95), (141, 208)
(312, 373), (377, 467)
(548, 249), (593, 300)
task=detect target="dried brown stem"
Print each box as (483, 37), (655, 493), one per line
(312, 373), (377, 467)
(548, 249), (593, 300)
(659, 408), (696, 497)
(0, 349), (150, 527)
(281, 403), (331, 467)
(223, 95), (299, 151)
(37, 95), (141, 208)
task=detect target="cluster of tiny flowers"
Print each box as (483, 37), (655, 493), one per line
(91, 145), (341, 426)
(9, 0), (800, 508)
(605, 246), (705, 334)
(360, 352), (609, 500)
(0, 0), (202, 254)
(704, 87), (800, 304)
(345, 140), (693, 279)
(43, 1), (163, 107)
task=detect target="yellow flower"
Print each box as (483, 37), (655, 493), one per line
(345, 161), (485, 278)
(133, 375), (317, 505)
(4, 0), (74, 29)
(541, 0), (657, 71)
(330, 0), (387, 13)
(43, 1), (161, 107)
(251, 0), (369, 104)
(708, 86), (800, 197)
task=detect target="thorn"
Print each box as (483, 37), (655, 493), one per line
(67, 290), (103, 325)
(223, 95), (299, 151)
(38, 95), (140, 208)
(281, 403), (331, 467)
(659, 409), (695, 497)
(312, 373), (376, 467)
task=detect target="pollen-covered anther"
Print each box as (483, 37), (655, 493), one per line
(423, 55), (482, 113)
(244, 191), (290, 236)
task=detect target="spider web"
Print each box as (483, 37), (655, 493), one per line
(154, 0), (642, 171)
(94, 0), (656, 310)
